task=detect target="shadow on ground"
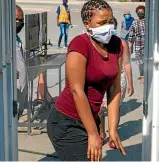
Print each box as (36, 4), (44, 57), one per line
(102, 143), (142, 161)
(118, 119), (142, 141)
(39, 144), (142, 161)
(104, 99), (142, 118)
(38, 152), (59, 161)
(120, 99), (142, 117)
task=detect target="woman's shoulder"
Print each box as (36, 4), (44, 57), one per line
(121, 39), (128, 47)
(67, 34), (91, 59)
(132, 19), (139, 25)
(69, 34), (89, 44)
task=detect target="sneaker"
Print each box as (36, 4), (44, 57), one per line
(63, 45), (68, 48)
(57, 46), (62, 49)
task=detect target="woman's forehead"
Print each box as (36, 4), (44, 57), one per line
(138, 9), (144, 12)
(93, 9), (112, 20)
(16, 8), (23, 18)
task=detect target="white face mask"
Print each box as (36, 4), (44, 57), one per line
(88, 24), (115, 44)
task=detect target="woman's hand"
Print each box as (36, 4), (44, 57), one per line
(109, 130), (126, 155)
(87, 133), (102, 161)
(127, 83), (134, 96)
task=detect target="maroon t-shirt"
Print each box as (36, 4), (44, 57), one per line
(55, 34), (122, 119)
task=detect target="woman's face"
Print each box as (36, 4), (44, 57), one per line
(63, 0), (68, 4)
(137, 8), (145, 15)
(84, 9), (113, 29)
(137, 9), (145, 19)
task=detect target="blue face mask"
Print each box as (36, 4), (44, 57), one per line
(124, 14), (131, 20)
(113, 31), (118, 36)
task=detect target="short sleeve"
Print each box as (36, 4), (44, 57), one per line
(56, 6), (60, 14)
(67, 35), (89, 59)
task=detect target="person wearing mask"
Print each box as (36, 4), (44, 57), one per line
(47, 0), (126, 161)
(99, 16), (134, 148)
(120, 10), (134, 41)
(56, 0), (72, 48)
(16, 5), (27, 118)
(128, 5), (145, 84)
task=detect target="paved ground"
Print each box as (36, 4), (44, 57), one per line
(17, 1), (144, 161)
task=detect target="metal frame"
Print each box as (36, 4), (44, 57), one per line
(18, 54), (66, 134)
(0, 0), (18, 160)
(18, 12), (66, 134)
(142, 0), (154, 160)
(150, 0), (159, 160)
(142, 0), (159, 161)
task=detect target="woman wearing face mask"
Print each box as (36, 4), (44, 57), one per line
(47, 0), (126, 161)
(128, 5), (145, 84)
(99, 17), (134, 148)
(120, 10), (134, 41)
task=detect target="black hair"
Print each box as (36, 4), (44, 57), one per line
(81, 0), (112, 22)
(110, 16), (118, 29)
(104, 36), (121, 55)
(136, 5), (145, 13)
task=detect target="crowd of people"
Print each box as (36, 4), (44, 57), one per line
(16, 0), (145, 161)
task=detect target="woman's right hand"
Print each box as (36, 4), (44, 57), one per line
(87, 133), (102, 161)
(109, 130), (126, 155)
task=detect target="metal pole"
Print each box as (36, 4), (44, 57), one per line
(142, 0), (154, 160)
(0, 0), (18, 160)
(0, 0), (5, 159)
(142, 0), (159, 161)
(151, 0), (159, 160)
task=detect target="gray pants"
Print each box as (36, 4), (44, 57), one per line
(139, 63), (144, 77)
(17, 85), (28, 119)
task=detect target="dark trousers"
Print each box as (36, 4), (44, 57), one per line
(139, 63), (144, 77)
(47, 106), (100, 161)
(58, 23), (69, 47)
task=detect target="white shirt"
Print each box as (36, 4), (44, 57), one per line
(16, 36), (27, 92)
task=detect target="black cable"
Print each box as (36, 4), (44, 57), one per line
(47, 78), (65, 88)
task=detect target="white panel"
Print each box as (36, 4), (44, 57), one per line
(142, 0), (154, 161)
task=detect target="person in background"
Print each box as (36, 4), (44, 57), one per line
(56, 0), (72, 48)
(16, 5), (27, 119)
(120, 10), (134, 41)
(47, 0), (126, 161)
(99, 16), (134, 148)
(128, 5), (145, 84)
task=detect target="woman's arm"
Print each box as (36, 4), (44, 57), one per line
(122, 40), (134, 96)
(107, 56), (122, 132)
(107, 56), (126, 155)
(66, 52), (102, 161)
(66, 52), (98, 135)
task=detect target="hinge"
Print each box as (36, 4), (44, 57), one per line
(143, 100), (148, 118)
(13, 100), (18, 117)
